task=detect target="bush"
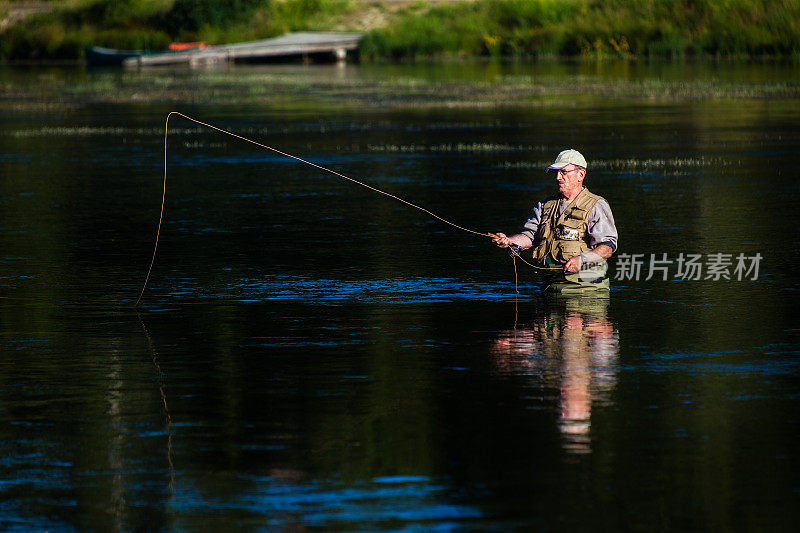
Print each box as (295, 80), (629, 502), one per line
(157, 0), (269, 34)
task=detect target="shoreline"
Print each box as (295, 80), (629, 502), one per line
(2, 53), (800, 68)
(2, 0), (799, 63)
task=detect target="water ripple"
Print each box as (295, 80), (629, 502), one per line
(157, 275), (532, 304)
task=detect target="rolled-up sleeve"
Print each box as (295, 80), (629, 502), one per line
(587, 199), (618, 252)
(519, 201), (544, 243)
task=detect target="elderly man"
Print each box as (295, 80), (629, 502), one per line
(493, 149), (617, 292)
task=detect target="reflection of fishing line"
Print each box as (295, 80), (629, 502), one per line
(137, 111), (501, 305)
(137, 312), (176, 493)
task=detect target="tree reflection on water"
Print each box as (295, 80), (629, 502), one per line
(491, 297), (619, 454)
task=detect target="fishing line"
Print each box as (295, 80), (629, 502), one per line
(137, 111), (558, 305)
(507, 244), (559, 271)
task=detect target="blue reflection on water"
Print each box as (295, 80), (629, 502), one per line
(171, 476), (481, 529)
(150, 274), (531, 305)
(641, 346), (800, 375)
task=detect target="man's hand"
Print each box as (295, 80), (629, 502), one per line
(493, 232), (510, 248)
(492, 233), (533, 249)
(564, 255), (582, 273)
(564, 246), (612, 273)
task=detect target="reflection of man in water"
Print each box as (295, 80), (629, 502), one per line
(491, 299), (618, 453)
(492, 149), (618, 293)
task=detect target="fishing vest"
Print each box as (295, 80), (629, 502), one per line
(532, 188), (603, 265)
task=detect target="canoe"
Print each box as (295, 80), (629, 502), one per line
(85, 46), (142, 67)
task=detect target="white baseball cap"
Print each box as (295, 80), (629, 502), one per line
(546, 149), (587, 171)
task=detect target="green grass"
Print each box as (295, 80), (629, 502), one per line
(1, 0), (799, 61)
(361, 0), (800, 60)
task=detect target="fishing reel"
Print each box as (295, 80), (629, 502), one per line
(508, 244), (523, 258)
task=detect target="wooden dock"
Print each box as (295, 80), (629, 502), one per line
(123, 32), (363, 67)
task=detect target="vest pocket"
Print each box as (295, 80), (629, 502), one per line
(556, 241), (584, 262)
(568, 207), (587, 220)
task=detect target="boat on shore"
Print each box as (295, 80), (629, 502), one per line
(85, 32), (363, 68)
(85, 42), (208, 67)
(85, 45), (142, 67)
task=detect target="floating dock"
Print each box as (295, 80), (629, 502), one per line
(122, 32), (363, 67)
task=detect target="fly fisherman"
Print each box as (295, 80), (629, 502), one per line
(493, 149), (618, 293)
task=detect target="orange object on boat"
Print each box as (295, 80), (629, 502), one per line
(169, 42), (207, 51)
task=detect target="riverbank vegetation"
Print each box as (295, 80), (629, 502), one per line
(1, 0), (799, 62)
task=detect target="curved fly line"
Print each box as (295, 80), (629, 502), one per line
(136, 112), (557, 305)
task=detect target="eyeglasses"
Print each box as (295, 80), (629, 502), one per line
(555, 167), (582, 176)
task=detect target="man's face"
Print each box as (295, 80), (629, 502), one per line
(554, 165), (585, 197)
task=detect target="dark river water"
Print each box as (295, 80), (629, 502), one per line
(1, 62), (799, 530)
